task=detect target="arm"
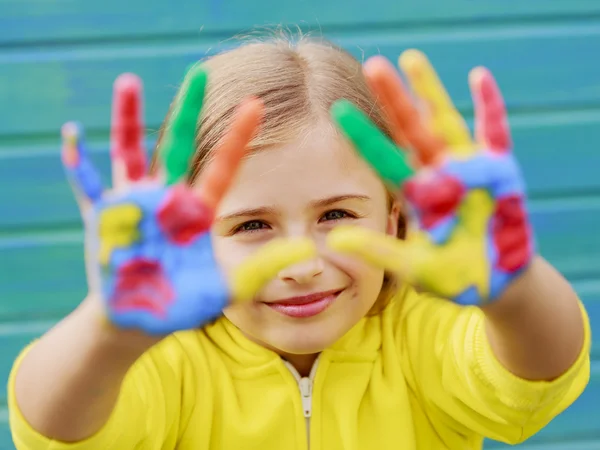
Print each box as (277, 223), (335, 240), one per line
(387, 288), (590, 445)
(328, 51), (590, 444)
(484, 256), (585, 381)
(10, 68), (304, 448)
(12, 296), (158, 442)
(331, 51), (589, 384)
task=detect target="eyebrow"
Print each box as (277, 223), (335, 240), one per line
(216, 194), (371, 222)
(309, 194), (371, 208)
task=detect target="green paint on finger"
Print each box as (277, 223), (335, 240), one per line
(161, 65), (208, 185)
(330, 99), (414, 186)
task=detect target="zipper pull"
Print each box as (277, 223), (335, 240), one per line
(299, 377), (312, 418)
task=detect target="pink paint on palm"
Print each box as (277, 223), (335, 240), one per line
(472, 67), (512, 153)
(111, 73), (146, 181)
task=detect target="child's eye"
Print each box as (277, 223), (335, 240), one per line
(234, 220), (269, 234)
(320, 209), (356, 222)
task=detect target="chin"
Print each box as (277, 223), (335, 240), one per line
(264, 321), (346, 355)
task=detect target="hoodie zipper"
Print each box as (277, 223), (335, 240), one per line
(283, 357), (320, 449)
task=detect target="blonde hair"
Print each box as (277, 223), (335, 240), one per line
(152, 34), (406, 313)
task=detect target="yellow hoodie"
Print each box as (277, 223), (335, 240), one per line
(8, 289), (590, 449)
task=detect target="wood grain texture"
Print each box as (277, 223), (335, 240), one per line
(1, 0), (599, 447)
(2, 25), (600, 137)
(3, 0), (600, 44)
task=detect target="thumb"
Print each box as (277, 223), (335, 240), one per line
(61, 121), (104, 220)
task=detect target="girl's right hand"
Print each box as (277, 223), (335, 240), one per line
(61, 66), (317, 336)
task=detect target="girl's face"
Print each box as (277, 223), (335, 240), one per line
(210, 123), (400, 356)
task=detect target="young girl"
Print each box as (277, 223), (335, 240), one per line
(8, 35), (590, 450)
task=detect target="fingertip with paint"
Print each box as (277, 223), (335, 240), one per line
(61, 121), (82, 167)
(363, 55), (393, 75)
(114, 73), (143, 94)
(399, 49), (426, 73)
(113, 73), (143, 123)
(61, 121), (81, 143)
(468, 66), (489, 88)
(330, 98), (354, 118)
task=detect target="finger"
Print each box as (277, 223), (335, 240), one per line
(399, 50), (473, 155)
(331, 99), (414, 188)
(363, 57), (410, 149)
(61, 122), (103, 205)
(364, 56), (444, 167)
(110, 73), (146, 189)
(195, 97), (264, 211)
(97, 203), (143, 267)
(469, 67), (512, 153)
(327, 226), (411, 276)
(160, 65), (208, 185)
(230, 238), (318, 302)
(456, 190), (495, 237)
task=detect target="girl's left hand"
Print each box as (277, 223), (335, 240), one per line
(328, 50), (535, 306)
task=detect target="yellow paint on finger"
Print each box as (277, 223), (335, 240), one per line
(230, 238), (318, 302)
(413, 190), (493, 300)
(327, 226), (409, 274)
(399, 50), (473, 152)
(98, 204), (143, 266)
(327, 190), (494, 302)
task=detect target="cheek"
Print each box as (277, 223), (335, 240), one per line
(210, 235), (253, 278)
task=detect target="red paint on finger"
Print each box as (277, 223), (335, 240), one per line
(493, 195), (531, 271)
(111, 73), (146, 181)
(404, 173), (465, 229)
(157, 185), (213, 244)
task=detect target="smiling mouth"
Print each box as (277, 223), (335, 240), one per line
(264, 289), (343, 318)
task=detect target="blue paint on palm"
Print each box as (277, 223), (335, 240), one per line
(97, 187), (229, 335)
(440, 150), (534, 304)
(442, 150), (527, 199)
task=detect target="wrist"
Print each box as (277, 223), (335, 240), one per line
(481, 256), (539, 319)
(81, 294), (162, 359)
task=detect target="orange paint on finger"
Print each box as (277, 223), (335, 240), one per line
(364, 56), (444, 167)
(364, 57), (411, 148)
(61, 122), (80, 167)
(196, 97), (264, 210)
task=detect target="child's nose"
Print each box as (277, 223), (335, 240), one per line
(277, 257), (325, 285)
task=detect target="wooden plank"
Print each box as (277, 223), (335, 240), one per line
(3, 0), (600, 45)
(574, 280), (600, 360)
(0, 322), (53, 405)
(0, 145), (113, 229)
(0, 409), (13, 450)
(511, 111), (600, 196)
(2, 111), (599, 229)
(0, 233), (86, 320)
(530, 197), (600, 280)
(2, 25), (600, 137)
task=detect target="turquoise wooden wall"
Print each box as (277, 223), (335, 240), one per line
(1, 1), (599, 449)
